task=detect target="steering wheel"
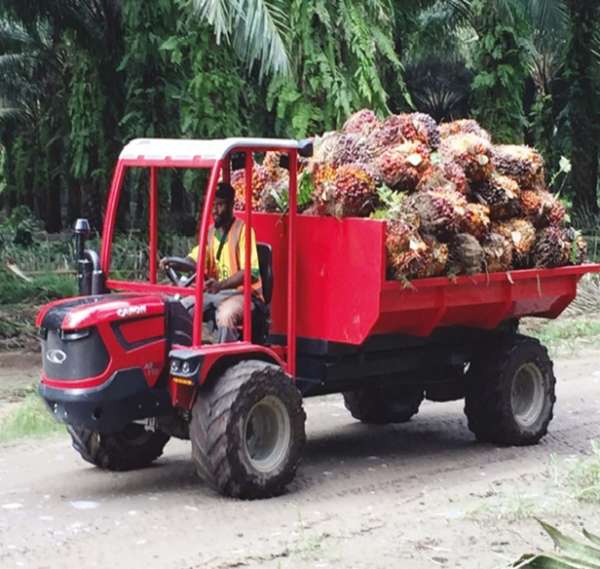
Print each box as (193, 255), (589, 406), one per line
(162, 257), (197, 287)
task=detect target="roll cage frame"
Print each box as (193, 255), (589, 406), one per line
(99, 138), (305, 377)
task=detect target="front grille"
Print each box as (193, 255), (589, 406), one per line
(42, 327), (109, 381)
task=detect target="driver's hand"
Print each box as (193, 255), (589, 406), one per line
(159, 257), (169, 270)
(204, 278), (222, 294)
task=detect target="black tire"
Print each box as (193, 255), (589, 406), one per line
(67, 424), (170, 471)
(190, 360), (306, 499)
(343, 385), (424, 424)
(464, 334), (556, 445)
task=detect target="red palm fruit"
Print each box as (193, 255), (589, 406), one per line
(439, 133), (494, 183)
(439, 119), (492, 142)
(343, 109), (382, 135)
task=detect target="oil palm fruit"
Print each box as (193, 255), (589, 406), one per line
(231, 165), (269, 210)
(343, 109), (382, 136)
(474, 173), (521, 220)
(492, 145), (545, 189)
(492, 218), (536, 268)
(407, 189), (467, 238)
(533, 226), (571, 268)
(482, 233), (513, 273)
(538, 191), (567, 227)
(375, 142), (431, 191)
(418, 235), (449, 278)
(449, 233), (484, 275)
(328, 164), (377, 217)
(385, 221), (430, 280)
(440, 133), (493, 183)
(519, 190), (543, 220)
(439, 119), (492, 142)
(332, 133), (374, 166)
(462, 203), (491, 240)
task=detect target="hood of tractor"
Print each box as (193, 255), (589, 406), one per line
(37, 293), (170, 388)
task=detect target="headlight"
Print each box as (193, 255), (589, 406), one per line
(170, 359), (181, 373)
(182, 361), (191, 374)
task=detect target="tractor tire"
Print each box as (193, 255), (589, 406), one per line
(343, 385), (424, 424)
(67, 424), (170, 471)
(464, 334), (556, 445)
(190, 361), (306, 499)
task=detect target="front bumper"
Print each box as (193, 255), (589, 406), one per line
(39, 369), (172, 434)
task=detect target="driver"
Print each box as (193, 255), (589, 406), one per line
(161, 182), (263, 343)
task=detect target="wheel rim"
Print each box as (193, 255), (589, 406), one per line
(243, 396), (291, 473)
(511, 363), (545, 428)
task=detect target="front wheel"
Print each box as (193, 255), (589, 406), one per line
(68, 424), (170, 470)
(464, 334), (556, 445)
(190, 361), (306, 499)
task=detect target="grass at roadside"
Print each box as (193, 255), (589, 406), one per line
(0, 391), (65, 444)
(522, 316), (600, 356)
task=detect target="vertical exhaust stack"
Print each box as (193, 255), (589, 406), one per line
(74, 218), (104, 296)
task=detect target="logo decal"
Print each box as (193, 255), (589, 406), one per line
(46, 349), (67, 365)
(116, 305), (148, 319)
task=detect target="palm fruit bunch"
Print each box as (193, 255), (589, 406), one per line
(375, 142), (431, 191)
(312, 131), (341, 163)
(231, 165), (269, 210)
(538, 190), (567, 227)
(331, 133), (373, 166)
(492, 218), (537, 268)
(343, 109), (381, 136)
(259, 175), (290, 213)
(418, 235), (449, 278)
(492, 145), (545, 190)
(439, 119), (492, 142)
(462, 203), (491, 240)
(533, 227), (587, 268)
(519, 189), (543, 220)
(411, 113), (441, 150)
(406, 189), (467, 239)
(449, 233), (484, 275)
(262, 108), (587, 280)
(385, 220), (430, 280)
(482, 233), (513, 273)
(321, 164), (377, 218)
(263, 151), (287, 181)
(439, 133), (493, 183)
(532, 226), (571, 268)
(474, 173), (521, 220)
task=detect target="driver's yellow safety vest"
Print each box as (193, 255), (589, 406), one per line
(189, 219), (262, 298)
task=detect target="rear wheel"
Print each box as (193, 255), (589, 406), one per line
(68, 424), (170, 471)
(343, 385), (424, 424)
(464, 334), (555, 445)
(190, 361), (306, 499)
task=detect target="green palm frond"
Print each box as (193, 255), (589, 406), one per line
(193, 0), (291, 77)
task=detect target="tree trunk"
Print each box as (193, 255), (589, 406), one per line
(566, 0), (600, 216)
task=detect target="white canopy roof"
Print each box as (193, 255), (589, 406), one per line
(120, 137), (302, 162)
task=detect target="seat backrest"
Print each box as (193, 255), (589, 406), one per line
(256, 243), (273, 305)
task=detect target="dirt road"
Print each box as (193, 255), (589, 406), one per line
(1, 352), (599, 569)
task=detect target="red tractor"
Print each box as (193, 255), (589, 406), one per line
(38, 138), (600, 499)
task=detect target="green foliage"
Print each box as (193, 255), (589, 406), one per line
(514, 520), (600, 568)
(470, 0), (530, 142)
(266, 0), (406, 137)
(566, 440), (600, 503)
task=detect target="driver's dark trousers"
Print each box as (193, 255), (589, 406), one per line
(183, 289), (251, 343)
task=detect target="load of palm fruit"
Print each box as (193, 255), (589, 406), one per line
(230, 109), (587, 279)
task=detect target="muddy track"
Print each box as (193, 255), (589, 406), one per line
(0, 352), (599, 568)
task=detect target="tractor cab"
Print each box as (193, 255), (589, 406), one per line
(37, 138), (311, 435)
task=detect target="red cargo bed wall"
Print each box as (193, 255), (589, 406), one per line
(252, 213), (596, 345)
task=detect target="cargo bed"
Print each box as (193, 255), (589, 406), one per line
(253, 213), (600, 344)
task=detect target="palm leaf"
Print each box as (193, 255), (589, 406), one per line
(193, 0), (291, 77)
